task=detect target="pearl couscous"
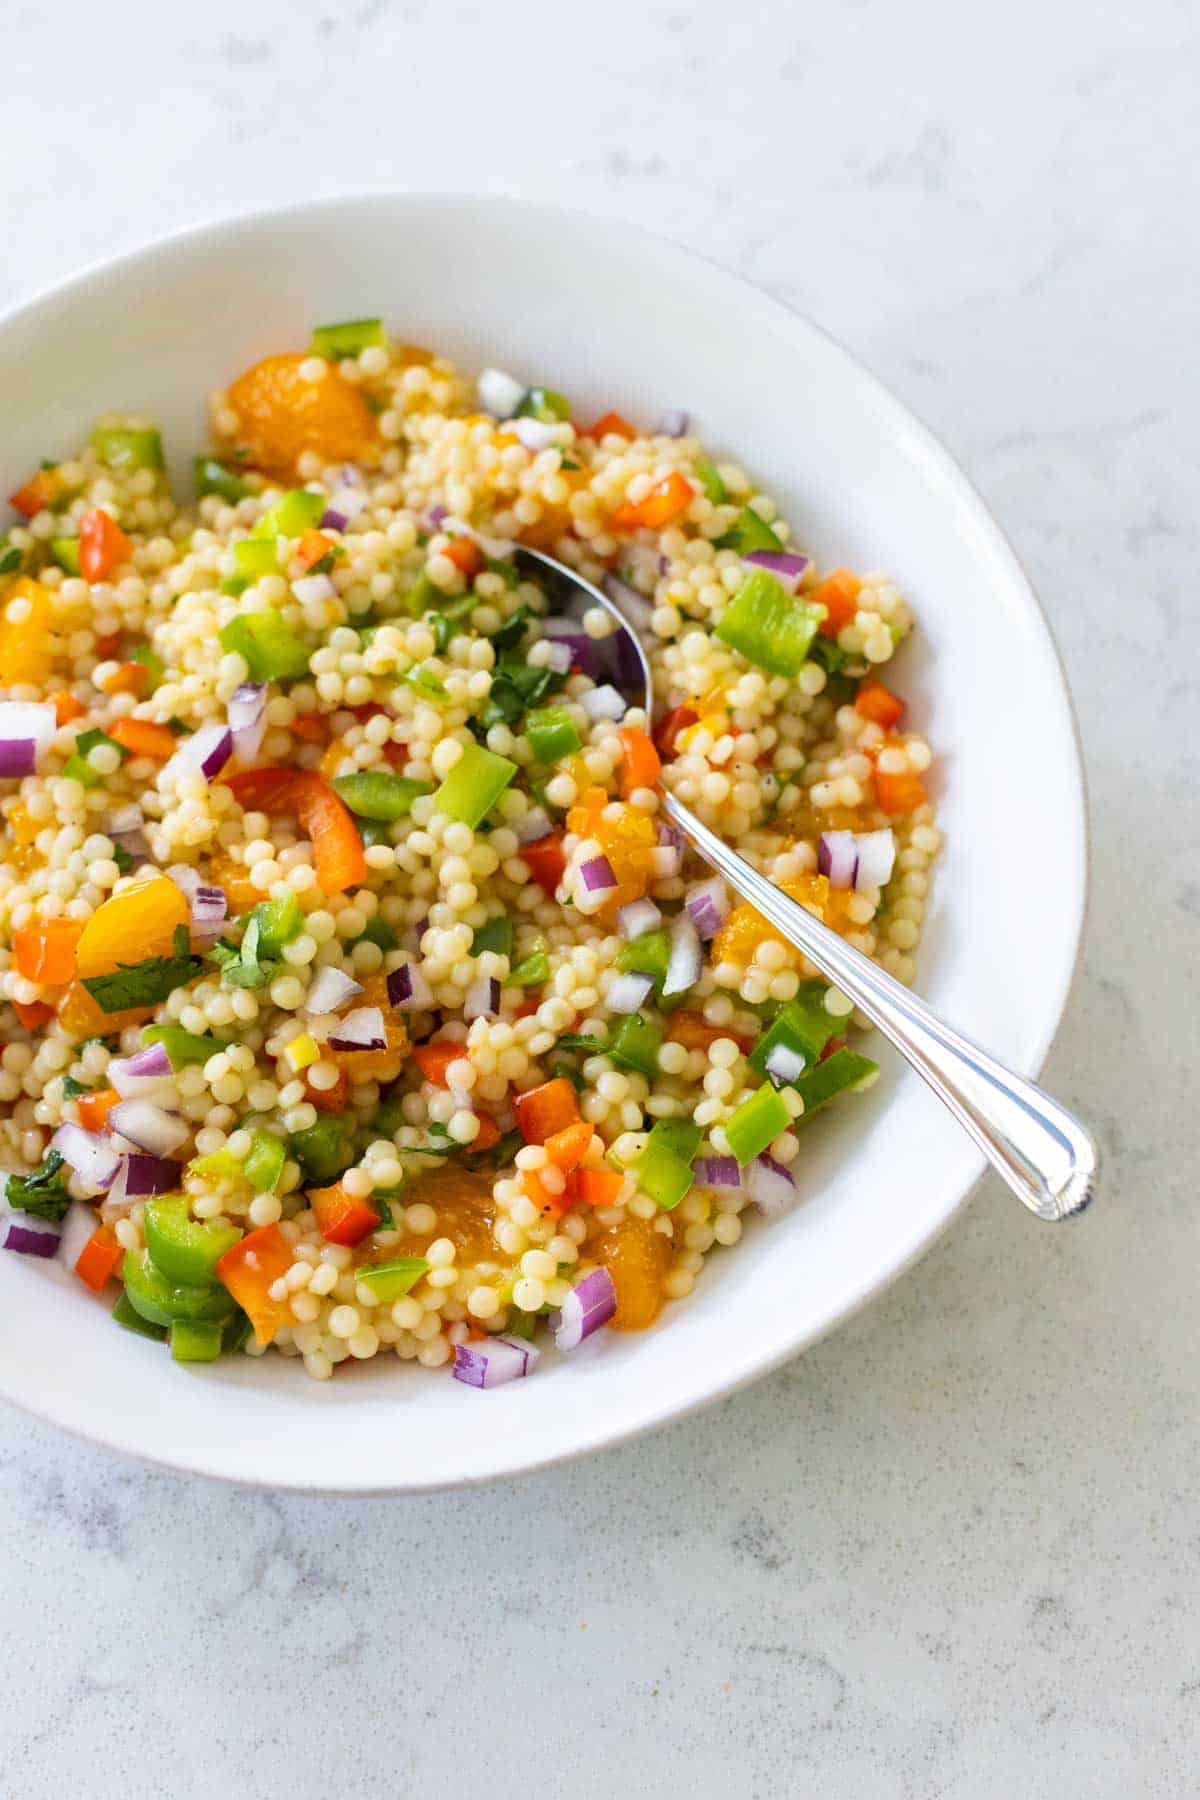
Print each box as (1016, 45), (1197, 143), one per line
(0, 318), (939, 1387)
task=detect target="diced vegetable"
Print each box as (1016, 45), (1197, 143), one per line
(169, 1319), (224, 1362)
(252, 488), (326, 541)
(288, 1115), (353, 1184)
(218, 610), (311, 680)
(140, 1024), (231, 1069)
(519, 833), (566, 896)
(525, 705), (581, 762)
(749, 984), (845, 1077)
(79, 508), (134, 582)
(112, 1289), (167, 1340)
(694, 459), (728, 504)
(12, 916), (83, 985)
(874, 762), (927, 815)
(616, 928), (670, 986)
(243, 1128), (286, 1193)
(554, 1266), (617, 1349)
(714, 505), (784, 554)
(50, 537), (80, 574)
(715, 569), (821, 677)
(793, 1049), (879, 1118)
(607, 1013), (663, 1078)
(215, 1223), (294, 1345)
(356, 1257), (430, 1303)
(310, 318), (387, 360)
(575, 1168), (624, 1207)
(143, 1196), (242, 1286)
(432, 742), (517, 828)
(724, 1084), (791, 1165)
(90, 424), (163, 472)
(471, 916), (514, 958)
(855, 679), (905, 728)
(516, 386), (570, 423)
(611, 470), (694, 531)
(588, 411), (636, 439)
(74, 1225), (123, 1292)
(811, 568), (862, 639)
(514, 1077), (579, 1144)
(617, 725), (661, 797)
(108, 717), (177, 759)
(507, 944), (550, 987)
(632, 1119), (698, 1211)
(332, 770), (432, 821)
(195, 457), (253, 503)
(122, 1248), (236, 1329)
(310, 1180), (379, 1247)
(63, 725), (128, 790)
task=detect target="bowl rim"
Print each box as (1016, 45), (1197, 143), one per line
(0, 192), (1089, 1492)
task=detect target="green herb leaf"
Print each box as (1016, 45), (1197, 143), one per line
(5, 1149), (71, 1222)
(81, 927), (203, 1013)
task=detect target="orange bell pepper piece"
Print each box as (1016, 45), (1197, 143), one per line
(74, 1224), (123, 1292)
(103, 661), (151, 698)
(13, 999), (54, 1030)
(79, 507), (134, 583)
(410, 1041), (463, 1087)
(618, 725), (661, 798)
(611, 470), (694, 532)
(588, 411), (637, 440)
(9, 467), (66, 518)
(108, 716), (178, 760)
(223, 768), (365, 894)
(811, 568), (862, 639)
(223, 765), (296, 810)
(290, 711), (328, 744)
(470, 1109), (501, 1152)
(514, 1077), (579, 1144)
(303, 1066), (348, 1114)
(310, 1180), (380, 1247)
(544, 1118), (593, 1172)
(49, 690), (86, 727)
(654, 705), (698, 758)
(665, 1010), (755, 1055)
(77, 1086), (120, 1133)
(215, 1223), (294, 1346)
(520, 832), (565, 895)
(854, 680), (906, 729)
(874, 764), (927, 815)
(575, 1167), (624, 1208)
(294, 528), (336, 572)
(92, 631), (122, 660)
(12, 916), (83, 985)
(443, 535), (485, 579)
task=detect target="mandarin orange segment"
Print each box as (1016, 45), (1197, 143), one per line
(328, 969), (409, 1079)
(223, 352), (379, 480)
(388, 1164), (498, 1265)
(74, 873), (191, 979)
(713, 873), (831, 967)
(0, 577), (55, 685)
(590, 1212), (673, 1330)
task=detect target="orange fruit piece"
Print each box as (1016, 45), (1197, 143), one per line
(713, 873), (831, 968)
(386, 1164), (498, 1266)
(0, 577), (55, 685)
(589, 1212), (673, 1330)
(75, 873), (190, 980)
(223, 352), (379, 481)
(328, 970), (409, 1080)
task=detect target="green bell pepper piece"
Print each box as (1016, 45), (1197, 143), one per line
(715, 569), (821, 677)
(694, 459), (728, 504)
(433, 742), (517, 828)
(220, 538), (279, 596)
(111, 1289), (166, 1341)
(219, 611), (311, 681)
(252, 488), (325, 541)
(243, 1128), (286, 1193)
(143, 1196), (242, 1286)
(356, 818), (392, 849)
(507, 944), (550, 987)
(50, 537), (80, 574)
(725, 1084), (791, 1166)
(648, 1117), (702, 1160)
(472, 916), (514, 958)
(714, 505), (783, 554)
(128, 643), (165, 690)
(356, 1257), (430, 1304)
(616, 928), (670, 986)
(0, 535), (23, 576)
(121, 1248), (236, 1329)
(142, 1023), (231, 1068)
(748, 982), (845, 1078)
(168, 1319), (224, 1363)
(607, 1013), (663, 1078)
(289, 1115), (352, 1184)
(249, 892), (303, 957)
(91, 424), (164, 472)
(633, 1121), (699, 1211)
(403, 666), (448, 703)
(332, 770), (433, 821)
(310, 318), (386, 360)
(63, 727), (128, 791)
(525, 705), (581, 762)
(358, 914), (398, 952)
(794, 1049), (879, 1119)
(516, 386), (570, 423)
(195, 457), (253, 504)
(371, 1095), (407, 1140)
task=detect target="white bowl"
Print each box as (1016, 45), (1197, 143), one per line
(0, 196), (1086, 1492)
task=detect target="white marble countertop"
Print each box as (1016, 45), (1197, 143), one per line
(1, 1), (1194, 1794)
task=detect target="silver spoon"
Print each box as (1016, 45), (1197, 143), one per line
(515, 545), (1097, 1222)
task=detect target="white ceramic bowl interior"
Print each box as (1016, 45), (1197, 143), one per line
(0, 196), (1086, 1491)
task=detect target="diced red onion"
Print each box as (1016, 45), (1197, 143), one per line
(602, 572), (654, 632)
(228, 682), (268, 761)
(662, 912), (702, 998)
(553, 1267), (617, 1350)
(189, 884), (228, 947)
(548, 630), (601, 676)
(853, 828), (896, 893)
(106, 803), (150, 864)
(328, 483), (368, 522)
(616, 897), (661, 939)
(580, 855), (617, 893)
(748, 1153), (798, 1219)
(328, 1006), (387, 1051)
(692, 1155), (742, 1191)
(543, 641), (573, 675)
(685, 877), (729, 940)
(764, 1043), (807, 1089)
(109, 1099), (189, 1157)
(386, 963), (433, 1012)
(657, 409), (689, 437)
(476, 368), (526, 420)
(427, 503), (449, 529)
(452, 1333), (540, 1388)
(320, 507), (349, 532)
(743, 550), (810, 593)
(165, 721), (232, 785)
(513, 417), (560, 453)
(818, 830), (859, 890)
(580, 684), (627, 722)
(107, 1042), (175, 1099)
(606, 971), (655, 1015)
(305, 965), (364, 1014)
(515, 806), (552, 846)
(293, 573), (335, 606)
(0, 701), (56, 777)
(51, 1122), (120, 1190)
(650, 844), (682, 879)
(464, 977), (500, 1021)
(107, 1153), (182, 1205)
(60, 1199), (99, 1270)
(1, 1197), (60, 1257)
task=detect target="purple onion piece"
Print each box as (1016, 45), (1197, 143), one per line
(108, 1099), (189, 1157)
(228, 682), (267, 762)
(107, 1042), (175, 1099)
(305, 965), (364, 1014)
(543, 641), (573, 675)
(650, 844), (683, 879)
(616, 897), (662, 940)
(320, 507), (349, 532)
(0, 702), (55, 777)
(748, 1154), (798, 1219)
(165, 721), (233, 786)
(464, 978), (500, 1022)
(743, 550), (810, 593)
(452, 1334), (540, 1389)
(818, 830), (858, 890)
(853, 829), (896, 893)
(580, 855), (617, 893)
(1, 1203), (61, 1257)
(386, 964), (433, 1012)
(579, 684), (627, 722)
(59, 1199), (100, 1269)
(553, 1268), (617, 1350)
(108, 1153), (182, 1204)
(606, 972), (655, 1015)
(662, 912), (702, 998)
(657, 409), (689, 438)
(764, 1043), (807, 1089)
(515, 807), (552, 846)
(51, 1123), (120, 1190)
(328, 1005), (387, 1051)
(685, 877), (729, 941)
(427, 503), (449, 528)
(692, 1155), (742, 1192)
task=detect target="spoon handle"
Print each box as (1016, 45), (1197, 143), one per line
(661, 791), (1097, 1221)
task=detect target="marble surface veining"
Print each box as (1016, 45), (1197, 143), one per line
(1, 0), (1197, 1794)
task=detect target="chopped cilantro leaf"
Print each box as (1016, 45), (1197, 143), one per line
(111, 843), (134, 874)
(5, 1149), (71, 1223)
(81, 925), (202, 1013)
(62, 1076), (93, 1099)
